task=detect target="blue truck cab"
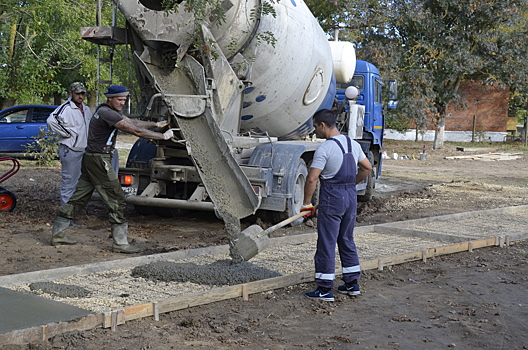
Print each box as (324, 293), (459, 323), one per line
(335, 60), (398, 201)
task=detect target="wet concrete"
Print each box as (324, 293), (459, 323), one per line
(0, 287), (91, 334)
(29, 282), (91, 298)
(220, 211), (245, 263)
(131, 259), (281, 286)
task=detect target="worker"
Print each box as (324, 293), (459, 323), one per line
(50, 85), (173, 254)
(46, 82), (93, 206)
(302, 109), (372, 301)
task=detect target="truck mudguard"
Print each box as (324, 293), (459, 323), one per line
(249, 142), (313, 199)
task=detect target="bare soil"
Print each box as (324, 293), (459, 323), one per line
(1, 140), (528, 349)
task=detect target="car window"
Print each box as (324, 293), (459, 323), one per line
(0, 109), (29, 123)
(32, 107), (54, 122)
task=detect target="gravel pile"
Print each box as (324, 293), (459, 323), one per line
(8, 230), (457, 313)
(408, 210), (528, 237)
(9, 206), (526, 314)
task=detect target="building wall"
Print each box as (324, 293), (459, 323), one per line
(385, 81), (510, 142)
(446, 81), (509, 132)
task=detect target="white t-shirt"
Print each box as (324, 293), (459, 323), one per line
(310, 134), (366, 180)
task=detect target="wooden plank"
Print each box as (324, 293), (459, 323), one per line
(0, 314), (103, 345)
(445, 152), (522, 160)
(360, 259), (378, 271)
(158, 285), (243, 313)
(431, 242), (469, 257)
(381, 251), (424, 267)
(124, 303), (153, 322)
(470, 237), (496, 249)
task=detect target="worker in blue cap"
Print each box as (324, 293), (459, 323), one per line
(50, 85), (173, 254)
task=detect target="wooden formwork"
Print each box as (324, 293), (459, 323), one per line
(2, 206), (528, 346)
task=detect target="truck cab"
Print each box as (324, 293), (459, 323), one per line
(335, 60), (398, 201)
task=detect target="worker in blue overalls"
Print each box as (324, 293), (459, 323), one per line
(302, 109), (372, 301)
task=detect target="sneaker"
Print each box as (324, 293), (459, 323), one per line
(338, 283), (361, 296)
(305, 288), (334, 301)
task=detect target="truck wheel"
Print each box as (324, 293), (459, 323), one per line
(357, 170), (374, 202)
(357, 151), (375, 202)
(273, 159), (308, 226)
(0, 187), (16, 212)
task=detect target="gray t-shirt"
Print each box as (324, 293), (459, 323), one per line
(311, 134), (366, 180)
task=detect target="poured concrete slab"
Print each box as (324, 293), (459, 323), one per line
(0, 287), (91, 334)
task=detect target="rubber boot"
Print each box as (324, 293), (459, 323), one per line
(111, 222), (140, 254)
(51, 216), (77, 246)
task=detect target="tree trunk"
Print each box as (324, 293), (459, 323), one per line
(433, 117), (445, 149)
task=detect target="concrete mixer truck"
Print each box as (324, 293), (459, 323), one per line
(81, 0), (398, 227)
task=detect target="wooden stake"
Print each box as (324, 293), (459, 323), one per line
(153, 301), (159, 321)
(242, 284), (249, 301)
(41, 325), (48, 342)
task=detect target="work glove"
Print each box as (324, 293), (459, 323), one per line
(156, 119), (169, 128)
(163, 129), (174, 140)
(301, 204), (316, 218)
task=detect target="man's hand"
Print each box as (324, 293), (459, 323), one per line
(301, 204), (316, 218)
(163, 129), (174, 140)
(156, 120), (169, 128)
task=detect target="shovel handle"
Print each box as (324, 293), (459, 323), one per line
(256, 207), (314, 239)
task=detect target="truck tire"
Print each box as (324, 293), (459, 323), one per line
(0, 187), (16, 212)
(357, 170), (374, 202)
(273, 159), (308, 227)
(357, 151), (375, 202)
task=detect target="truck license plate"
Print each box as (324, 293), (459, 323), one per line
(122, 187), (137, 196)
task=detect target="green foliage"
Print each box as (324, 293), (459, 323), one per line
(24, 127), (58, 167)
(307, 0), (528, 147)
(0, 0), (100, 106)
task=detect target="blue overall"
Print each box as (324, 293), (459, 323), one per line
(315, 136), (361, 289)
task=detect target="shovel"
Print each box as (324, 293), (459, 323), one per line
(233, 208), (313, 261)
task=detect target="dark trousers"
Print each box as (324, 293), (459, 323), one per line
(58, 152), (126, 224)
(315, 185), (361, 289)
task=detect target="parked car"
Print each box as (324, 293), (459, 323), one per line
(0, 105), (57, 152)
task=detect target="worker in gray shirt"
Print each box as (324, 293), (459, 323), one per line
(302, 109), (372, 301)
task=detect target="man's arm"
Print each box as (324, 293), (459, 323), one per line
(129, 118), (160, 130)
(114, 116), (168, 140)
(355, 158), (373, 184)
(303, 167), (322, 206)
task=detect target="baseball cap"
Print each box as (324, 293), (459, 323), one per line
(70, 82), (87, 93)
(104, 85), (129, 97)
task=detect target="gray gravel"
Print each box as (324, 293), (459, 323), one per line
(131, 259), (281, 285)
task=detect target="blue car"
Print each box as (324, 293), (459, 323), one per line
(0, 105), (57, 152)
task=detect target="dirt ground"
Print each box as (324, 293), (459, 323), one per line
(1, 140), (528, 349)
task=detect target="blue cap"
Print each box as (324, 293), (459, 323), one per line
(104, 85), (129, 97)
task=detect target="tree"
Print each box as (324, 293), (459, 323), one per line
(306, 0), (528, 148)
(0, 0), (119, 108)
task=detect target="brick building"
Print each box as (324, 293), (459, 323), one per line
(446, 81), (509, 134)
(385, 81), (511, 142)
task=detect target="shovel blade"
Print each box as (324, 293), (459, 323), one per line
(234, 224), (271, 261)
